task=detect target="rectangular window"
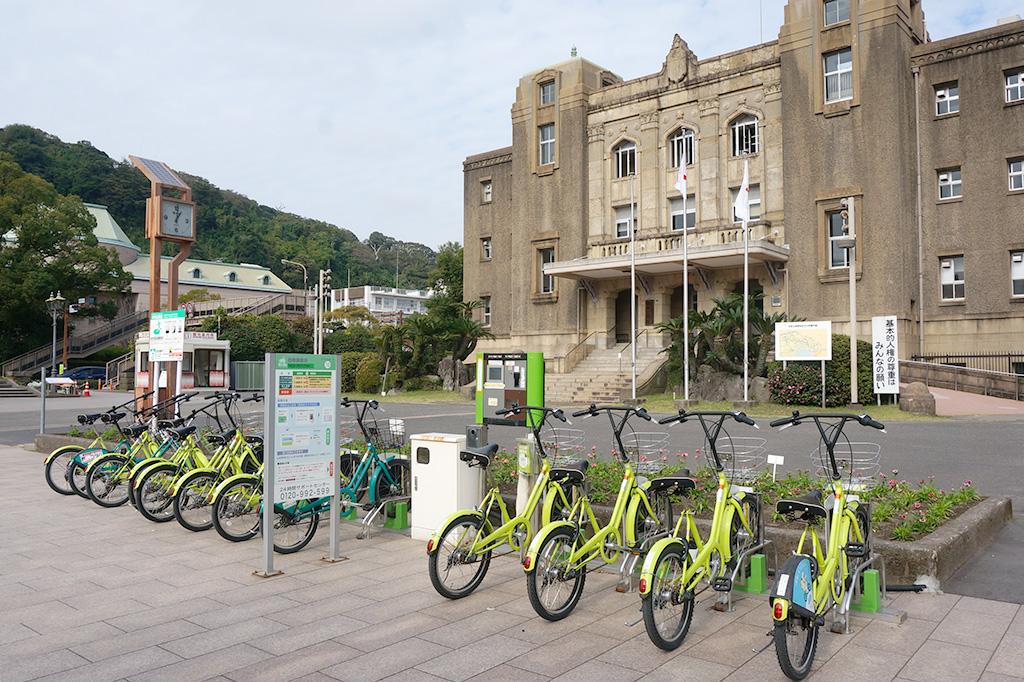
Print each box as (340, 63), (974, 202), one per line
(539, 124), (555, 165)
(615, 204), (636, 239)
(1012, 251), (1024, 297)
(1010, 159), (1024, 191)
(539, 247), (555, 293)
(669, 196), (696, 230)
(669, 129), (694, 168)
(827, 210), (849, 269)
(539, 80), (556, 105)
(482, 180), (492, 203)
(935, 82), (959, 115)
(481, 237), (492, 260)
(1006, 69), (1024, 103)
(823, 0), (849, 25)
(731, 117), (759, 156)
(938, 168), (962, 200)
(731, 184), (761, 223)
(481, 297), (491, 327)
(940, 256), (965, 300)
(824, 48), (853, 103)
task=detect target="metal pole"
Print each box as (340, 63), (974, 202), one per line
(39, 366), (46, 434)
(913, 67), (925, 358)
(259, 353), (278, 577)
(821, 360), (826, 409)
(50, 309), (58, 374)
(683, 223), (690, 402)
(743, 216), (749, 403)
(848, 197), (858, 405)
(630, 175), (637, 400)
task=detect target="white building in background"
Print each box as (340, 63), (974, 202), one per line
(330, 285), (433, 321)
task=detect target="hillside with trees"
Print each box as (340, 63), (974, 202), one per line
(0, 125), (438, 291)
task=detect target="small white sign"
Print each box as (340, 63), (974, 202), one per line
(871, 315), (900, 395)
(767, 454), (785, 466)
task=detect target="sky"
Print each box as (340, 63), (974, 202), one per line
(1, 1), (1019, 247)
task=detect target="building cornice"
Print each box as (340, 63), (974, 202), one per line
(463, 150), (513, 171)
(911, 22), (1024, 67)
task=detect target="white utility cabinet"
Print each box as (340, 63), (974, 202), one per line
(410, 433), (481, 541)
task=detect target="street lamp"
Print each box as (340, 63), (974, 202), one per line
(45, 291), (66, 374)
(837, 198), (858, 405)
(281, 259), (309, 313)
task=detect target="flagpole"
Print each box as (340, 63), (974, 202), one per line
(630, 174), (637, 400)
(683, 218), (690, 402)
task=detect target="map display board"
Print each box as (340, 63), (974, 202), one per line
(270, 354), (339, 502)
(149, 309), (186, 362)
(775, 321), (833, 362)
(871, 316), (900, 394)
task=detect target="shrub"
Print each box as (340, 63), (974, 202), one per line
(767, 333), (873, 406)
(402, 375), (442, 391)
(340, 352), (374, 392)
(354, 355), (383, 393)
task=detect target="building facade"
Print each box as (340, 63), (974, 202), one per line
(330, 285), (433, 321)
(463, 0), (1024, 376)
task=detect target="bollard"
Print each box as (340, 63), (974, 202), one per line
(850, 569), (882, 613)
(384, 501), (410, 530)
(734, 553), (768, 594)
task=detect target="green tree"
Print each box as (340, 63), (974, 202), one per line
(179, 288), (220, 304)
(427, 242), (464, 306)
(0, 158), (130, 361)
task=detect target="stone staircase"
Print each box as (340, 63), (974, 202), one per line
(546, 345), (665, 405)
(0, 378), (37, 398)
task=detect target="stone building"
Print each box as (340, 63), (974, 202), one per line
(463, 0), (1024, 400)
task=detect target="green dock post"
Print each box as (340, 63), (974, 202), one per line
(734, 554), (767, 593)
(340, 505), (357, 520)
(851, 569), (882, 613)
(384, 501), (409, 530)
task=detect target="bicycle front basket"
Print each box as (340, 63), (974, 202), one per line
(366, 417), (407, 451)
(541, 427), (585, 467)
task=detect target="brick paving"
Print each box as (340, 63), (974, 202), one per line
(3, 445), (1021, 681)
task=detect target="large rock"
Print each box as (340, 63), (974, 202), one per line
(900, 381), (936, 416)
(692, 365), (743, 402)
(438, 358), (470, 391)
(460, 380), (476, 400)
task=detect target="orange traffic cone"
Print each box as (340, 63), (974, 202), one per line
(83, 381), (91, 398)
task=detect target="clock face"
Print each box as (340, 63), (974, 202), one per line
(160, 199), (194, 239)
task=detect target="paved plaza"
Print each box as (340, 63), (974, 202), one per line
(2, 445), (1022, 681)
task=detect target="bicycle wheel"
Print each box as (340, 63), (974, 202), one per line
(641, 544), (694, 651)
(68, 458), (89, 498)
(44, 446), (82, 495)
(526, 526), (586, 621)
(632, 490), (673, 549)
(773, 617), (818, 680)
(85, 455), (132, 507)
(428, 514), (493, 599)
(272, 501), (320, 554)
(729, 494), (761, 568)
(339, 452), (366, 501)
(213, 479), (262, 542)
(844, 508), (871, 592)
(136, 463), (178, 523)
(373, 459), (411, 511)
(173, 472), (219, 532)
(542, 482), (574, 525)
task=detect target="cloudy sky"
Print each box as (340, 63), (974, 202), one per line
(1, 1), (1018, 246)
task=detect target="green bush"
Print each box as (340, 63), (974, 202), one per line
(340, 352), (374, 392)
(324, 325), (377, 354)
(354, 355), (383, 393)
(767, 333), (873, 407)
(402, 375), (442, 391)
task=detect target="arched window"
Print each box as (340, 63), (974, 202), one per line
(668, 128), (694, 168)
(191, 268), (202, 279)
(261, 275), (271, 286)
(614, 140), (636, 178)
(730, 114), (759, 156)
(226, 271), (237, 283)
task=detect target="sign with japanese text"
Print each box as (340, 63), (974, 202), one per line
(148, 309), (186, 362)
(775, 321), (833, 362)
(871, 316), (900, 394)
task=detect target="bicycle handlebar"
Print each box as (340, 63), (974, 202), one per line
(496, 404), (570, 424)
(769, 410), (886, 432)
(658, 409), (757, 428)
(571, 403), (650, 420)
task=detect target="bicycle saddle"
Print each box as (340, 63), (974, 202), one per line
(776, 490), (827, 522)
(460, 443), (499, 467)
(550, 460), (589, 485)
(648, 474), (696, 495)
(78, 413), (103, 425)
(123, 424), (147, 438)
(245, 435), (264, 446)
(169, 425), (197, 440)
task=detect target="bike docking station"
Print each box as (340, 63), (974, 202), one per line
(256, 353), (345, 578)
(711, 501), (776, 613)
(410, 432), (480, 542)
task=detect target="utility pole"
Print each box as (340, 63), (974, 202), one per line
(840, 197), (859, 405)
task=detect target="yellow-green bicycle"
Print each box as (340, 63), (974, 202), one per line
(522, 404), (682, 621)
(639, 410), (763, 650)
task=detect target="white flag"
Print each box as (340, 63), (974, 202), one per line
(733, 159), (750, 223)
(674, 165), (687, 200)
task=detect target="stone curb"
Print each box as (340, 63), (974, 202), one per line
(35, 433), (95, 453)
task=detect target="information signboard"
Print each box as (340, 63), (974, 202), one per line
(871, 316), (900, 394)
(775, 321), (833, 362)
(149, 309), (186, 362)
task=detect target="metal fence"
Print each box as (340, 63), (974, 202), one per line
(232, 361), (265, 391)
(911, 352), (1024, 376)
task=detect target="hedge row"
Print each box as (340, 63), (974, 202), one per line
(767, 334), (874, 407)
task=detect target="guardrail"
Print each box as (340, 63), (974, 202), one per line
(901, 359), (1024, 402)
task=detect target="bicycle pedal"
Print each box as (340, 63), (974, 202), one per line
(845, 542), (867, 558)
(712, 577), (733, 592)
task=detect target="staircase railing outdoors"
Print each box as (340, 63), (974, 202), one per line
(104, 350), (135, 390)
(618, 328), (652, 372)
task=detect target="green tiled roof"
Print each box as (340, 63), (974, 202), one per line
(85, 203), (139, 253)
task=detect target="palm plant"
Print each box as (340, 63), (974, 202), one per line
(442, 317), (494, 389)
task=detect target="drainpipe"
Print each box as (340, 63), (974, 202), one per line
(913, 66), (925, 358)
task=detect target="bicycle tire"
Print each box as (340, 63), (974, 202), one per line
(773, 617), (818, 680)
(85, 455), (132, 507)
(213, 478), (262, 542)
(272, 502), (320, 554)
(372, 459), (411, 512)
(44, 446), (83, 495)
(339, 452), (365, 501)
(526, 525), (586, 621)
(173, 471), (218, 532)
(68, 458), (90, 498)
(428, 514), (492, 599)
(135, 463), (178, 523)
(729, 494), (761, 568)
(641, 544), (694, 651)
(632, 490), (673, 549)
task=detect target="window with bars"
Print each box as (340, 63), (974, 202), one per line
(615, 204), (636, 239)
(539, 124), (555, 165)
(1012, 252), (1024, 297)
(669, 196), (696, 230)
(824, 48), (853, 103)
(938, 168), (962, 200)
(539, 80), (556, 105)
(668, 128), (694, 168)
(935, 82), (959, 115)
(539, 247), (555, 293)
(1006, 69), (1024, 103)
(481, 237), (492, 260)
(940, 256), (965, 300)
(827, 210), (849, 269)
(614, 141), (636, 178)
(730, 115), (759, 156)
(731, 184), (761, 223)
(1009, 159), (1024, 191)
(823, 0), (849, 25)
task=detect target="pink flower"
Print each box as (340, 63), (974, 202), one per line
(887, 479), (897, 488)
(912, 502), (922, 510)
(899, 512), (908, 520)
(963, 479), (973, 487)
(660, 455), (668, 462)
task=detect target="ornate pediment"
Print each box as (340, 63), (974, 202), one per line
(664, 34), (697, 85)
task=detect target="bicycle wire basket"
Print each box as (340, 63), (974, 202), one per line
(541, 428), (585, 467)
(714, 434), (767, 484)
(622, 431), (672, 475)
(365, 415), (407, 451)
(812, 440), (881, 489)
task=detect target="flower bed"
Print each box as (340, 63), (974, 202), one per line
(487, 451), (980, 542)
